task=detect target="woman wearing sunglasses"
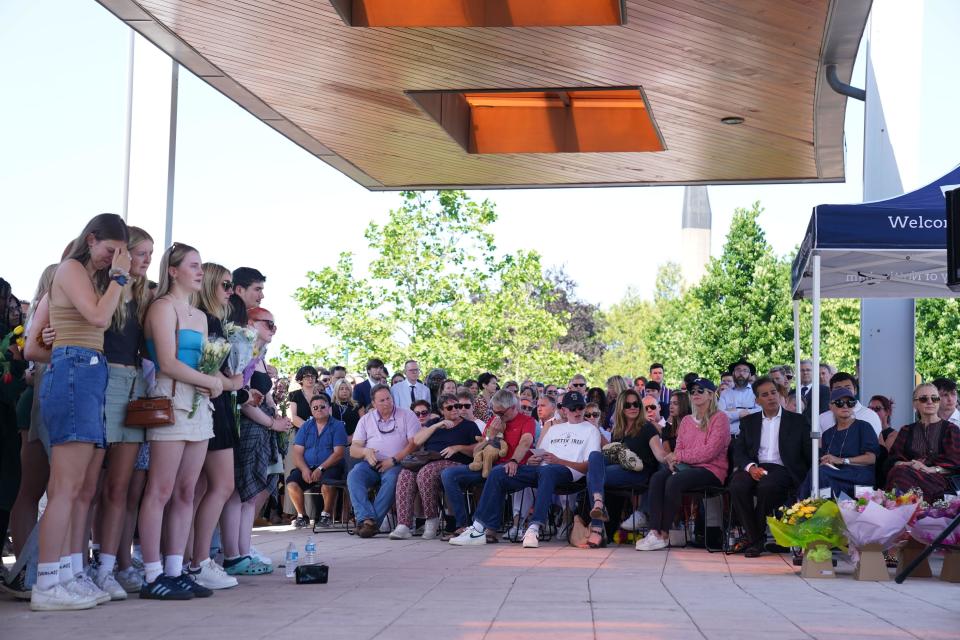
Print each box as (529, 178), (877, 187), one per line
(390, 394), (480, 540)
(884, 383), (960, 502)
(800, 387), (879, 498)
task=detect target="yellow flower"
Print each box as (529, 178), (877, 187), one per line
(16, 337), (25, 349)
(13, 325), (24, 336)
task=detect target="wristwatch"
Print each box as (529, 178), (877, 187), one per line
(318, 465), (324, 473)
(843, 458), (850, 465)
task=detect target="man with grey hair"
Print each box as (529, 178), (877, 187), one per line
(440, 391), (536, 535)
(390, 359), (431, 410)
(568, 374), (588, 394)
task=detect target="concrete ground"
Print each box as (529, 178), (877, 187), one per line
(2, 525), (958, 640)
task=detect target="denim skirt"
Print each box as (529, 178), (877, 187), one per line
(40, 346), (108, 448)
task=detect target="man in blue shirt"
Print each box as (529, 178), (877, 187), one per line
(719, 358), (761, 436)
(285, 393), (348, 529)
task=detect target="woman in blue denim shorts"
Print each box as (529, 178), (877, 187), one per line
(33, 213), (130, 612)
(138, 243), (224, 601)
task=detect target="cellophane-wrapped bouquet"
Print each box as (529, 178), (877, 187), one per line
(767, 497), (847, 562)
(189, 338), (232, 418)
(837, 488), (921, 558)
(222, 322), (257, 376)
(910, 496), (960, 547)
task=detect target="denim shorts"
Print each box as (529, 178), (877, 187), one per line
(40, 346), (108, 448)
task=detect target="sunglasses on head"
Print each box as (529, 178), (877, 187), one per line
(914, 395), (940, 403)
(414, 410), (430, 417)
(584, 411), (600, 418)
(831, 399), (856, 408)
(221, 280), (234, 291)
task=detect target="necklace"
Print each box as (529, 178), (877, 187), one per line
(829, 424), (852, 458)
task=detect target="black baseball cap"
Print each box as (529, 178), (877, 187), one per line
(561, 391), (586, 409)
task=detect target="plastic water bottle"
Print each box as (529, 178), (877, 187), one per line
(304, 536), (317, 565)
(285, 542), (299, 578)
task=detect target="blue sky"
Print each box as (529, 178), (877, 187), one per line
(2, 1), (955, 357)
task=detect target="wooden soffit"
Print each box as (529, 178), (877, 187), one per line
(95, 0), (871, 190)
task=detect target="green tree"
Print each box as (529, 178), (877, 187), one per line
(591, 288), (654, 382)
(916, 298), (960, 379)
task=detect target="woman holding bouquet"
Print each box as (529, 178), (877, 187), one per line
(636, 378), (730, 552)
(33, 214), (130, 611)
(186, 263), (248, 589)
(800, 387), (879, 499)
(885, 383), (960, 502)
(94, 226), (155, 600)
(221, 307), (290, 576)
(139, 243), (223, 601)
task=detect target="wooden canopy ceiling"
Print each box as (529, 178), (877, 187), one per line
(96, 0), (871, 190)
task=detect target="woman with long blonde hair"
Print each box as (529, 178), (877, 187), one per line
(637, 378), (731, 552)
(33, 213), (130, 611)
(138, 243), (223, 600)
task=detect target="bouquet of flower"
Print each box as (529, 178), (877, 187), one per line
(0, 325), (25, 384)
(767, 497), (847, 562)
(910, 496), (960, 547)
(189, 338), (232, 418)
(837, 488), (921, 554)
(222, 322), (257, 376)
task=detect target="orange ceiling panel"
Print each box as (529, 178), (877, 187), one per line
(343, 0), (624, 28)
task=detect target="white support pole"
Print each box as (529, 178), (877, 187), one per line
(811, 254), (822, 497)
(121, 30), (134, 221)
(793, 300), (802, 414)
(164, 63), (179, 250)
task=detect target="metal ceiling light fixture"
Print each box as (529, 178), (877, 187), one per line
(720, 116), (745, 125)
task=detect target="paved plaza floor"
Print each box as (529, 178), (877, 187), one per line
(2, 525), (958, 640)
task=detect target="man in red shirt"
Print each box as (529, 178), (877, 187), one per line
(440, 391), (535, 535)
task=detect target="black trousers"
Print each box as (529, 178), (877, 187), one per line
(648, 466), (721, 532)
(728, 464), (796, 546)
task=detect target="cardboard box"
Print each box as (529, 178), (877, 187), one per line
(801, 542), (835, 579)
(853, 543), (890, 581)
(897, 539), (933, 578)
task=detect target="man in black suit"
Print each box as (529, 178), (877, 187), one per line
(729, 376), (811, 557)
(797, 358), (830, 423)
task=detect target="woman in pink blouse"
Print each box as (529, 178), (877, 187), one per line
(636, 378), (731, 551)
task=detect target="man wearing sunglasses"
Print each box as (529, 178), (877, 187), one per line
(817, 372), (882, 436)
(729, 377), (810, 557)
(442, 391), (535, 539)
(348, 384), (422, 538)
(567, 374), (588, 393)
(449, 391), (600, 549)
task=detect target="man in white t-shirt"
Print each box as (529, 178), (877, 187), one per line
(450, 391), (600, 549)
(818, 372), (882, 435)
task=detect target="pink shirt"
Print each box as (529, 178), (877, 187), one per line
(353, 407), (421, 460)
(675, 412), (731, 483)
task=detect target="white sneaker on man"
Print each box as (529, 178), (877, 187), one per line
(522, 528), (540, 548)
(448, 527), (487, 546)
(195, 558), (238, 590)
(30, 583), (98, 611)
(249, 546), (272, 566)
(115, 567), (143, 593)
(620, 511), (648, 531)
(389, 524), (412, 540)
(94, 572), (128, 601)
(636, 531), (668, 551)
(421, 518), (440, 540)
(66, 575), (110, 604)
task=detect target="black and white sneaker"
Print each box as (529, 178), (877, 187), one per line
(0, 566), (32, 600)
(139, 574), (194, 600)
(174, 571), (213, 598)
(293, 515), (309, 529)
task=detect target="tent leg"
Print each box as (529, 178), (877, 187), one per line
(811, 255), (822, 498)
(793, 300), (802, 414)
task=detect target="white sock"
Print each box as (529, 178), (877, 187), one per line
(163, 554), (184, 578)
(321, 511), (330, 517)
(471, 520), (484, 533)
(98, 553), (117, 578)
(144, 561), (163, 583)
(527, 522), (541, 533)
(37, 562), (61, 591)
(70, 553), (84, 576)
(58, 557), (73, 584)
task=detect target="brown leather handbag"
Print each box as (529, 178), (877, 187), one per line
(124, 313), (178, 428)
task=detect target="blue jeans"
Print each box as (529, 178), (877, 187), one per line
(585, 450), (650, 497)
(441, 465), (485, 528)
(347, 461), (402, 523)
(473, 464), (573, 530)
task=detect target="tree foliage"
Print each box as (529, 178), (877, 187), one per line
(293, 191), (582, 381)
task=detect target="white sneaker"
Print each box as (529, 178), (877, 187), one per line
(195, 558), (238, 590)
(65, 576), (110, 605)
(94, 572), (128, 601)
(449, 527), (487, 546)
(389, 524), (412, 540)
(249, 546), (272, 566)
(421, 518), (440, 540)
(30, 583), (98, 611)
(636, 531), (668, 551)
(115, 567), (143, 593)
(620, 511), (648, 531)
(522, 527), (540, 548)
